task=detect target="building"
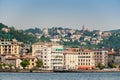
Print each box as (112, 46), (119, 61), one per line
(51, 44), (64, 70)
(64, 48), (78, 70)
(1, 54), (37, 69)
(63, 48), (95, 70)
(1, 55), (21, 68)
(20, 54), (37, 69)
(78, 49), (95, 70)
(32, 42), (64, 70)
(93, 49), (108, 67)
(108, 50), (115, 63)
(113, 49), (120, 67)
(42, 28), (48, 35)
(0, 39), (21, 56)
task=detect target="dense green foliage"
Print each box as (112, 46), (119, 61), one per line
(20, 59), (30, 69)
(40, 36), (51, 42)
(9, 27), (38, 43)
(0, 23), (38, 44)
(108, 62), (116, 68)
(102, 32), (120, 50)
(24, 27), (42, 34)
(36, 59), (43, 68)
(97, 63), (105, 70)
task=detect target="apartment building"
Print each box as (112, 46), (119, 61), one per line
(32, 42), (64, 70)
(78, 49), (95, 70)
(0, 39), (20, 56)
(93, 49), (108, 67)
(64, 48), (78, 70)
(64, 48), (95, 70)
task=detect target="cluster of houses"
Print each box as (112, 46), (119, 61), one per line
(0, 39), (120, 70)
(26, 27), (111, 45)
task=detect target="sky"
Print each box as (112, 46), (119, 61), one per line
(0, 0), (120, 31)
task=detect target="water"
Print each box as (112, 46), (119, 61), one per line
(0, 72), (120, 80)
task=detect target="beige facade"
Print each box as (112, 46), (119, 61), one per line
(21, 54), (37, 69)
(0, 39), (20, 56)
(78, 49), (95, 69)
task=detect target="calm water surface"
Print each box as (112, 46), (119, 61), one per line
(0, 72), (120, 80)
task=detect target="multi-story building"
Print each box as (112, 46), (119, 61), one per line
(78, 49), (95, 70)
(93, 49), (108, 67)
(64, 48), (95, 70)
(0, 39), (20, 56)
(1, 54), (37, 69)
(20, 54), (37, 69)
(32, 42), (64, 70)
(64, 48), (78, 70)
(51, 44), (64, 70)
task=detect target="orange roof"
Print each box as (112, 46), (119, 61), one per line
(108, 51), (115, 55)
(78, 66), (92, 69)
(83, 49), (92, 52)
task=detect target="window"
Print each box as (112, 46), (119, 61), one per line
(32, 63), (34, 65)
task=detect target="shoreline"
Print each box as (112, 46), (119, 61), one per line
(0, 69), (120, 73)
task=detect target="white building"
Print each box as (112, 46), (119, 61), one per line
(64, 48), (78, 70)
(32, 42), (64, 70)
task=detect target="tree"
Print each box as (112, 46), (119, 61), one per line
(36, 59), (43, 68)
(40, 36), (51, 42)
(108, 62), (116, 68)
(20, 59), (29, 69)
(97, 63), (105, 70)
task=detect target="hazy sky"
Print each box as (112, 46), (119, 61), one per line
(0, 0), (120, 31)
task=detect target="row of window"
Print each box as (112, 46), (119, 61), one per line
(78, 63), (91, 65)
(78, 59), (91, 62)
(78, 56), (91, 58)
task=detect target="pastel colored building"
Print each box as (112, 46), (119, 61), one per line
(0, 39), (20, 56)
(78, 49), (95, 70)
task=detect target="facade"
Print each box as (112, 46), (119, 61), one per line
(20, 54), (37, 69)
(64, 48), (78, 70)
(1, 55), (21, 68)
(0, 39), (20, 56)
(93, 49), (108, 67)
(108, 51), (115, 63)
(51, 44), (64, 70)
(113, 49), (120, 67)
(32, 42), (64, 70)
(1, 54), (37, 69)
(78, 49), (95, 70)
(64, 48), (95, 70)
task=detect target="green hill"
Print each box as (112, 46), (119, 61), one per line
(0, 23), (38, 44)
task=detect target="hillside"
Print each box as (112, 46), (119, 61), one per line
(24, 27), (120, 50)
(0, 23), (38, 44)
(0, 23), (120, 50)
(109, 29), (120, 33)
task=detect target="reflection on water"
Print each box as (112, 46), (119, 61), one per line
(0, 72), (120, 80)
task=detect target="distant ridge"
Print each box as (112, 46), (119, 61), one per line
(109, 29), (120, 32)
